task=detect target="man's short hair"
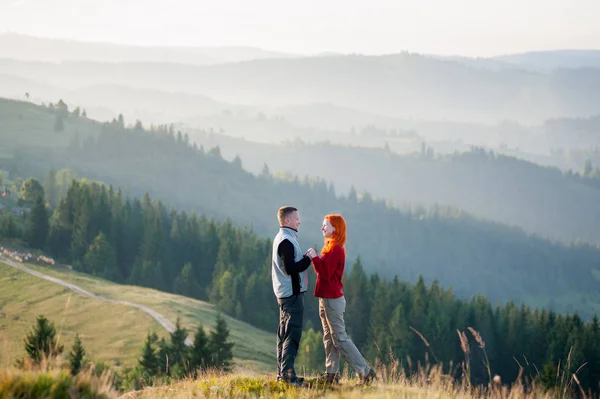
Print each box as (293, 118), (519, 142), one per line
(278, 206), (298, 225)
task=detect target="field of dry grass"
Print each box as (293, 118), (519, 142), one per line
(119, 368), (557, 399)
(0, 363), (561, 399)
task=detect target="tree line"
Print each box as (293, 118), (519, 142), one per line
(137, 314), (234, 383)
(2, 176), (600, 392)
(16, 312), (234, 391)
(4, 115), (600, 321)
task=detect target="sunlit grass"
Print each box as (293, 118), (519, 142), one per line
(0, 366), (117, 399)
(0, 261), (275, 372)
(118, 368), (555, 399)
(0, 263), (165, 369)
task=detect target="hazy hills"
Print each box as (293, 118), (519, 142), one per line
(2, 71), (598, 157)
(2, 35), (600, 153)
(189, 132), (600, 244)
(5, 33), (600, 69)
(495, 49), (600, 70)
(0, 33), (295, 65)
(2, 53), (600, 124)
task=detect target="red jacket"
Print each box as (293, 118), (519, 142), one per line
(312, 245), (345, 298)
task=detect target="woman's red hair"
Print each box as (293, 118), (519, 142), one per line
(321, 214), (347, 255)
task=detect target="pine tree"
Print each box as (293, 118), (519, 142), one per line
(20, 178), (45, 204)
(190, 324), (211, 374)
(54, 114), (65, 132)
(408, 275), (428, 358)
(27, 195), (49, 250)
(209, 313), (234, 371)
(69, 333), (86, 375)
(56, 99), (69, 115)
(260, 163), (270, 177)
(139, 332), (158, 377)
(138, 211), (167, 289)
(584, 159), (594, 177)
(232, 155), (242, 169)
(347, 185), (358, 203)
(388, 304), (409, 361)
(155, 337), (170, 375)
(70, 191), (93, 262)
(173, 263), (200, 298)
(366, 278), (391, 360)
(24, 315), (64, 364)
(83, 232), (119, 279)
(43, 169), (58, 208)
(210, 271), (236, 314)
(1, 213), (19, 239)
(55, 168), (76, 202)
(344, 256), (370, 348)
(539, 362), (558, 390)
(169, 317), (189, 374)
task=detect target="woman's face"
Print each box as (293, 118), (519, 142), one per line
(321, 218), (335, 238)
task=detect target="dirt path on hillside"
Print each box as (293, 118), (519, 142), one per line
(1, 256), (193, 345)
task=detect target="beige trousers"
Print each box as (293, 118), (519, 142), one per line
(319, 296), (370, 377)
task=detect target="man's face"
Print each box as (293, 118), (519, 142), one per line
(286, 211), (301, 230)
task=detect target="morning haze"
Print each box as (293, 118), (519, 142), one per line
(1, 0), (599, 56)
(2, 1), (600, 397)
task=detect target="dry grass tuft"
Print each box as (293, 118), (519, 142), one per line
(0, 366), (117, 398)
(467, 327), (484, 350)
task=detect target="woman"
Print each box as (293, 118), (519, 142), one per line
(306, 214), (377, 385)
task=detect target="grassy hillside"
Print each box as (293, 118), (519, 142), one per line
(0, 97), (101, 150)
(0, 262), (275, 372)
(0, 263), (163, 369)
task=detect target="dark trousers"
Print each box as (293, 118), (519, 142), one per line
(276, 293), (304, 379)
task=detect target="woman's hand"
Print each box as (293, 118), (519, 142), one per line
(305, 248), (318, 258)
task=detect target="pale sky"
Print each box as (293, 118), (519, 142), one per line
(1, 0), (599, 56)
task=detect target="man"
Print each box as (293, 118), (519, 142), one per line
(272, 206), (312, 385)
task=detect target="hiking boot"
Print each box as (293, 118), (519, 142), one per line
(277, 375), (304, 383)
(282, 377), (304, 387)
(317, 372), (341, 385)
(357, 369), (377, 386)
(278, 370), (305, 386)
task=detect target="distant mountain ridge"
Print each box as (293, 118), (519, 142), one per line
(0, 32), (297, 65)
(1, 52), (600, 123)
(494, 49), (600, 70)
(5, 33), (600, 69)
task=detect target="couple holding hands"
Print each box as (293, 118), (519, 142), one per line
(272, 206), (377, 386)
